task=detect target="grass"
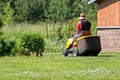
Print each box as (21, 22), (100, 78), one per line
(0, 23), (119, 80)
(0, 52), (120, 80)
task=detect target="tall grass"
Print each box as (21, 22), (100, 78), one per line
(2, 23), (46, 38)
(1, 22), (67, 53)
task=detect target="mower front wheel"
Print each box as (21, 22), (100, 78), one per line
(63, 50), (69, 57)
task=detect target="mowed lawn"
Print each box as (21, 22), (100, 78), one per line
(0, 53), (120, 80)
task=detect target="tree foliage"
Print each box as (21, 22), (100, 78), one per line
(0, 0), (97, 24)
(0, 0), (14, 25)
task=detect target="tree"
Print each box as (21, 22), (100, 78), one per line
(1, 0), (97, 26)
(0, 0), (14, 25)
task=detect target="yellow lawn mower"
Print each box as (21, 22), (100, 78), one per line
(63, 36), (101, 57)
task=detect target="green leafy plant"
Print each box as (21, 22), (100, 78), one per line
(0, 2), (14, 25)
(0, 37), (15, 56)
(20, 33), (45, 56)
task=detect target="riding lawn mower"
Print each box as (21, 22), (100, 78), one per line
(63, 35), (101, 57)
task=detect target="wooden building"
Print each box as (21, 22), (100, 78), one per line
(88, 0), (120, 52)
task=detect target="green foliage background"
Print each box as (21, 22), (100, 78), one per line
(0, 0), (98, 55)
(0, 0), (97, 24)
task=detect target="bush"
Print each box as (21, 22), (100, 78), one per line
(20, 33), (45, 56)
(0, 37), (15, 56)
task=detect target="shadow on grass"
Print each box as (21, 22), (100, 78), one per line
(98, 54), (117, 57)
(98, 52), (120, 57)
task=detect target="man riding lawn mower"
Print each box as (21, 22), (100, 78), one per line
(63, 13), (101, 57)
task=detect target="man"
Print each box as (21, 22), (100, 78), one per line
(63, 13), (91, 57)
(73, 13), (91, 42)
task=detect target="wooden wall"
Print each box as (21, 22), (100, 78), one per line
(97, 0), (120, 26)
(97, 0), (120, 52)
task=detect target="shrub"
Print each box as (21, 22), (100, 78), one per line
(0, 37), (15, 56)
(20, 33), (45, 56)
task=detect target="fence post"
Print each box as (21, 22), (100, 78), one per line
(46, 21), (48, 40)
(54, 22), (56, 37)
(68, 20), (70, 38)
